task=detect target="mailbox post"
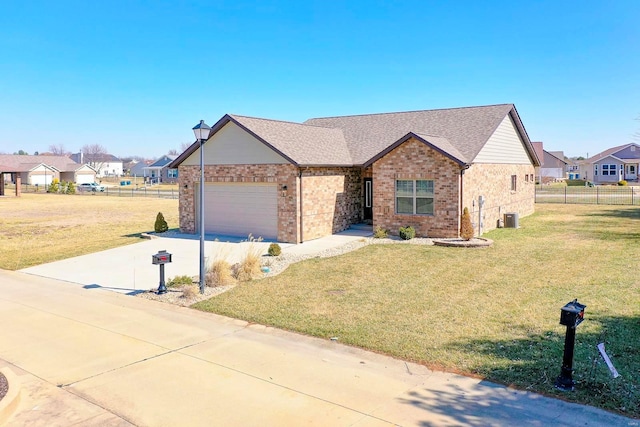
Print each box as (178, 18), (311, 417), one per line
(555, 299), (586, 391)
(152, 250), (172, 295)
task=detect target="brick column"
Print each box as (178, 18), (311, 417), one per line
(15, 174), (21, 197)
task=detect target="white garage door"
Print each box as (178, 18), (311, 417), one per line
(30, 174), (53, 186)
(197, 183), (278, 240)
(76, 174), (95, 184)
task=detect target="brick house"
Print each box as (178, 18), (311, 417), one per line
(169, 104), (539, 243)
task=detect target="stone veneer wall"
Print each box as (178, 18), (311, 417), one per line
(373, 138), (462, 238)
(301, 167), (362, 240)
(177, 163), (300, 243)
(462, 163), (535, 235)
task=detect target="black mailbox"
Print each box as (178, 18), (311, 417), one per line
(559, 299), (586, 328)
(152, 250), (172, 265)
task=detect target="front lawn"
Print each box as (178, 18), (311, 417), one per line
(194, 204), (640, 418)
(0, 193), (178, 270)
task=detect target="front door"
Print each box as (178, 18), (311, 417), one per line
(364, 178), (373, 221)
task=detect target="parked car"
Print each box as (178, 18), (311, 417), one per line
(78, 182), (105, 192)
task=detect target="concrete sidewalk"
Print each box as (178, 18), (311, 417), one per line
(0, 270), (635, 426)
(19, 229), (372, 294)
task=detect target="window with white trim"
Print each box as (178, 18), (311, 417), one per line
(594, 164), (598, 176)
(168, 168), (178, 178)
(396, 179), (434, 215)
(602, 164), (616, 176)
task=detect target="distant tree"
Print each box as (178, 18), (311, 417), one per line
(81, 144), (108, 173)
(168, 149), (179, 156)
(13, 150), (29, 155)
(180, 141), (192, 152)
(575, 156), (585, 160)
(49, 144), (70, 156)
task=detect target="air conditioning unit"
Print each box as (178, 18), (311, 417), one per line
(504, 212), (519, 228)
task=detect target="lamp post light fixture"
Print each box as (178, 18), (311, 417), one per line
(193, 120), (211, 294)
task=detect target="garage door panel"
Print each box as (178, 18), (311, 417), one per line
(199, 183), (278, 239)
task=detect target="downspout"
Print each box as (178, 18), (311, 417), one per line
(460, 164), (470, 236)
(299, 168), (304, 243)
(459, 164), (470, 216)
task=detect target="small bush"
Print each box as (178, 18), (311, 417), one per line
(460, 207), (474, 241)
(234, 252), (262, 282)
(618, 180), (628, 186)
(206, 259), (236, 287)
(47, 178), (60, 193)
(167, 275), (194, 288)
(154, 212), (169, 233)
(66, 181), (76, 194)
(373, 226), (388, 239)
(182, 285), (198, 299)
(267, 243), (282, 256)
(398, 226), (415, 240)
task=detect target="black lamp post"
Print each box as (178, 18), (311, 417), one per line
(192, 120), (211, 294)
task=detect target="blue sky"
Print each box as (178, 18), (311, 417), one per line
(1, 0), (638, 159)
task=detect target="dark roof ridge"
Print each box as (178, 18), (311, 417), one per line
(306, 103), (514, 121)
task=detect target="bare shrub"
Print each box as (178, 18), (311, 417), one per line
(181, 285), (198, 299)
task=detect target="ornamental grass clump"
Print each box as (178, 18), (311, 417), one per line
(398, 226), (415, 240)
(460, 207), (474, 241)
(373, 226), (388, 239)
(234, 234), (264, 281)
(207, 259), (236, 287)
(206, 243), (236, 287)
(154, 212), (169, 233)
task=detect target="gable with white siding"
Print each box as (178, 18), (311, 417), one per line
(182, 121), (289, 166)
(472, 114), (531, 164)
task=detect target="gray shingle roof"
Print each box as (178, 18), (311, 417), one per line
(0, 155), (79, 172)
(170, 104), (534, 168)
(230, 115), (352, 166)
(304, 104), (516, 165)
(587, 143), (639, 162)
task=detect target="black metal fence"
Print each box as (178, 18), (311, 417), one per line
(9, 184), (178, 199)
(535, 186), (640, 205)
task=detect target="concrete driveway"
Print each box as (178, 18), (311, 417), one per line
(1, 269), (635, 426)
(19, 229), (371, 293)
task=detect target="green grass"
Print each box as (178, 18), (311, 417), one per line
(194, 204), (640, 418)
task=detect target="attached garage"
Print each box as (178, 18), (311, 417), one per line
(197, 183), (278, 240)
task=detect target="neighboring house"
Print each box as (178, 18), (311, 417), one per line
(578, 143), (640, 184)
(129, 160), (153, 179)
(144, 155), (178, 184)
(169, 104), (539, 243)
(70, 152), (123, 177)
(0, 154), (97, 185)
(531, 142), (568, 183)
(566, 159), (581, 179)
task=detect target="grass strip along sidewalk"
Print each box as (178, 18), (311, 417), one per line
(194, 204), (640, 418)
